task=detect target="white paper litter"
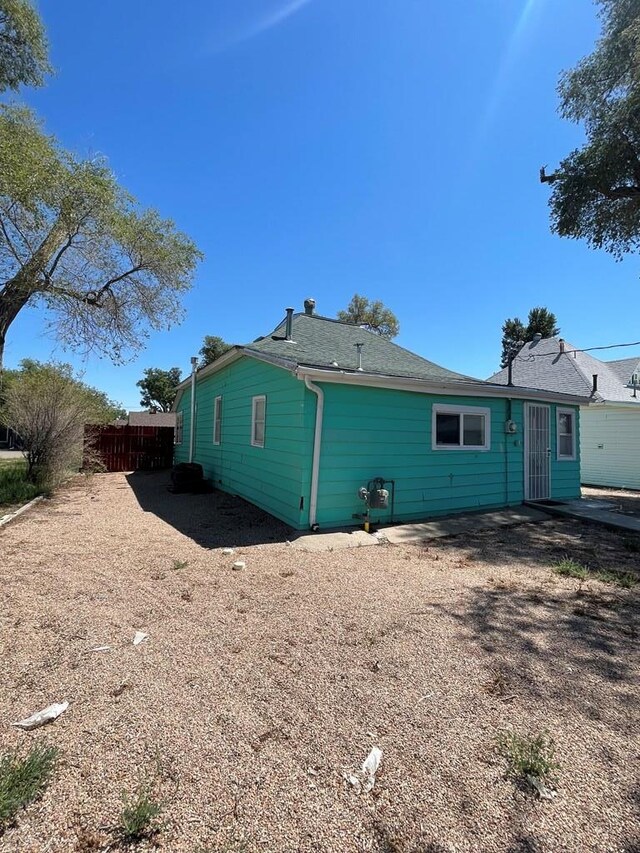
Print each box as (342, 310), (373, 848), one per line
(527, 775), (557, 800)
(13, 701), (69, 730)
(133, 631), (148, 646)
(222, 548), (234, 556)
(90, 645), (111, 652)
(345, 746), (383, 793)
(232, 561), (246, 571)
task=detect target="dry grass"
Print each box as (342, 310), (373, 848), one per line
(0, 472), (638, 852)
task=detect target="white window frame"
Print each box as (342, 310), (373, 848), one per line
(175, 411), (184, 445)
(251, 395), (266, 448)
(556, 407), (576, 461)
(432, 404), (491, 451)
(213, 395), (222, 445)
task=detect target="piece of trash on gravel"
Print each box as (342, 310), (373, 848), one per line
(13, 701), (69, 730)
(222, 548), (234, 555)
(345, 746), (383, 793)
(527, 775), (557, 800)
(90, 645), (111, 653)
(232, 561), (246, 571)
(133, 631), (148, 646)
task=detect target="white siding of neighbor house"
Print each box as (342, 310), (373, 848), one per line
(581, 405), (640, 489)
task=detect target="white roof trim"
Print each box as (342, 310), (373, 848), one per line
(171, 347), (295, 411)
(295, 366), (590, 405)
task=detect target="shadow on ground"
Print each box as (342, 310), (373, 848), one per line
(125, 470), (294, 548)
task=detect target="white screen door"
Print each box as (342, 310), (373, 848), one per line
(524, 403), (551, 500)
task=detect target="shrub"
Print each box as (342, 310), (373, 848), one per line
(553, 558), (589, 580)
(119, 785), (162, 840)
(497, 730), (558, 785)
(0, 743), (59, 828)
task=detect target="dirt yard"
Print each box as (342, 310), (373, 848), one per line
(0, 473), (638, 853)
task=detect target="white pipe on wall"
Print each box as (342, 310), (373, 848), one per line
(189, 356), (197, 463)
(304, 375), (324, 530)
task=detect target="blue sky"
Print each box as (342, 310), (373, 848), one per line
(6, 0), (638, 408)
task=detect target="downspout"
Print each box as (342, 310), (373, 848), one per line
(189, 356), (197, 463)
(304, 375), (324, 531)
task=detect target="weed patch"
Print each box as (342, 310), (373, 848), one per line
(0, 461), (41, 510)
(497, 730), (558, 790)
(118, 784), (162, 841)
(0, 743), (58, 828)
(553, 558), (589, 580)
(171, 560), (189, 571)
(553, 557), (637, 588)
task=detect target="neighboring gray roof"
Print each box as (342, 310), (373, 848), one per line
(488, 337), (640, 404)
(245, 312), (483, 384)
(605, 356), (640, 385)
(128, 411), (177, 427)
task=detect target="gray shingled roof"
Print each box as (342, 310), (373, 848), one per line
(605, 356), (640, 385)
(488, 337), (640, 404)
(244, 313), (483, 384)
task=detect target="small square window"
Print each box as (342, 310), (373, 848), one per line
(433, 405), (490, 450)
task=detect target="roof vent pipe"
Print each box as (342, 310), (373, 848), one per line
(592, 373), (598, 396)
(304, 298), (316, 315)
(559, 338), (565, 353)
(532, 332), (543, 344)
(355, 342), (364, 372)
(285, 307), (294, 342)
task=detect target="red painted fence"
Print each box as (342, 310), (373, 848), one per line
(84, 425), (174, 473)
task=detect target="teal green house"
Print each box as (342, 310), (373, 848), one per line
(172, 302), (586, 530)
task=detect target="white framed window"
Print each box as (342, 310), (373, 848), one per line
(556, 407), (576, 460)
(432, 404), (491, 451)
(213, 396), (222, 445)
(251, 395), (266, 448)
(175, 411), (184, 445)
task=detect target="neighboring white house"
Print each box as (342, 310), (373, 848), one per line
(489, 336), (640, 490)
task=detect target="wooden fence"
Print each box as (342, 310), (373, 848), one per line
(84, 425), (174, 473)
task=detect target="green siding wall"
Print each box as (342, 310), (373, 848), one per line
(175, 359), (581, 531)
(174, 358), (313, 528)
(308, 385), (581, 529)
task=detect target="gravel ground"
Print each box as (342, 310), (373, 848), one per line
(0, 472), (638, 853)
(583, 485), (640, 519)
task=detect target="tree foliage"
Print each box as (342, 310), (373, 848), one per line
(0, 0), (51, 92)
(1, 359), (124, 484)
(199, 334), (232, 368)
(336, 294), (399, 339)
(0, 105), (202, 366)
(136, 366), (182, 412)
(542, 0), (640, 260)
(500, 307), (560, 367)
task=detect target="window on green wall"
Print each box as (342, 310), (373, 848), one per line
(175, 411), (184, 445)
(557, 408), (576, 460)
(251, 395), (266, 447)
(213, 396), (222, 445)
(432, 404), (491, 450)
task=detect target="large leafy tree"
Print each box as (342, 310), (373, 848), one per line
(500, 307), (560, 367)
(0, 106), (202, 368)
(541, 0), (640, 260)
(199, 334), (232, 368)
(0, 0), (51, 92)
(336, 294), (399, 339)
(136, 366), (182, 413)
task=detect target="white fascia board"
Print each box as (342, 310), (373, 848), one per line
(172, 347), (296, 411)
(295, 366), (589, 405)
(595, 399), (640, 409)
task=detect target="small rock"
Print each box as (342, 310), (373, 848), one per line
(222, 548), (234, 556)
(232, 561), (246, 571)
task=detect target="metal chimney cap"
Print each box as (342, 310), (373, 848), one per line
(303, 298), (316, 315)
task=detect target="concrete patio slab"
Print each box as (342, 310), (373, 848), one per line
(291, 529), (380, 551)
(291, 506), (550, 551)
(381, 506), (550, 545)
(531, 499), (640, 535)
